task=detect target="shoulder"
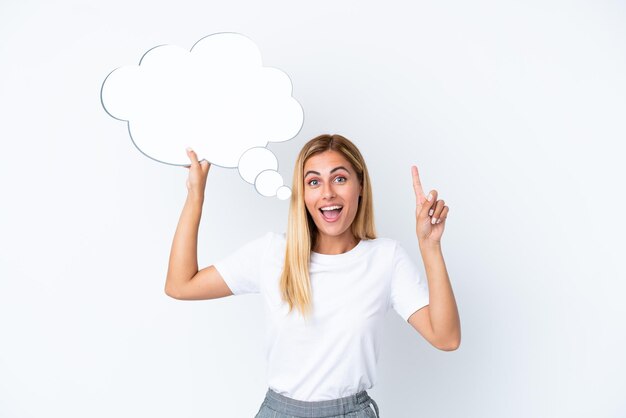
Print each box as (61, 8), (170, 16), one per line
(363, 236), (397, 250)
(268, 231), (286, 244)
(250, 231), (282, 241)
(233, 231), (280, 254)
(359, 237), (399, 261)
(364, 237), (415, 262)
(266, 231), (287, 253)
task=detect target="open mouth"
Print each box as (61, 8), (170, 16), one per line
(319, 207), (343, 222)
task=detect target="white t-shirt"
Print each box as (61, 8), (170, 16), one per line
(213, 231), (429, 401)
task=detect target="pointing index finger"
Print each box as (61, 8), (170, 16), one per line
(412, 165), (426, 203)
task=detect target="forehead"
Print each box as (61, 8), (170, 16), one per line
(304, 150), (353, 173)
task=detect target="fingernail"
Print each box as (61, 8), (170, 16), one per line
(431, 217), (437, 224)
(427, 193), (433, 201)
(436, 219), (442, 224)
(186, 147), (192, 152)
(428, 209), (434, 216)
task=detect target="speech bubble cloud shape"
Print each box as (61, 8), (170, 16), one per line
(237, 146), (289, 199)
(238, 147), (278, 184)
(255, 169), (284, 197)
(100, 32), (303, 198)
(276, 186), (292, 201)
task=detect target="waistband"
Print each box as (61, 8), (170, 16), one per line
(262, 387), (380, 417)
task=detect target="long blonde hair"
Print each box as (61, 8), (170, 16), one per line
(279, 134), (377, 319)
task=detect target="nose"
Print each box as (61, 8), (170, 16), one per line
(322, 181), (336, 199)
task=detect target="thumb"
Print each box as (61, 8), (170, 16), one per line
(418, 190), (436, 218)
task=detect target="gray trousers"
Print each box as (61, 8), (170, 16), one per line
(254, 387), (380, 418)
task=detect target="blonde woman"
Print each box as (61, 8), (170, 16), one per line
(165, 134), (461, 417)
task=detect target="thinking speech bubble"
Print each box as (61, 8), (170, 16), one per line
(100, 32), (303, 199)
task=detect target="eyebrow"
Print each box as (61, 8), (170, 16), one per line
(304, 166), (350, 178)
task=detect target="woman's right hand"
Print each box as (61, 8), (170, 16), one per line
(184, 147), (211, 199)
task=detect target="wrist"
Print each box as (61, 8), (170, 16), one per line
(419, 239), (441, 253)
(186, 191), (205, 205)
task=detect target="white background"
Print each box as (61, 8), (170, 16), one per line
(1, 1), (625, 417)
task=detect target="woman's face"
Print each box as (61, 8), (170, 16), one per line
(303, 150), (362, 240)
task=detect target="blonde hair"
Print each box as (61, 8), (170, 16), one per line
(279, 134), (377, 319)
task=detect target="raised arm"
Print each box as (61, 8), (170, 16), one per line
(409, 165), (460, 350)
(164, 148), (233, 300)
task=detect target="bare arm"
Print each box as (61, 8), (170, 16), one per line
(164, 192), (204, 296)
(410, 243), (460, 351)
(164, 147), (231, 299)
(409, 166), (460, 350)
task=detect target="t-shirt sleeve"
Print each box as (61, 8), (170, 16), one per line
(212, 231), (273, 296)
(390, 240), (430, 321)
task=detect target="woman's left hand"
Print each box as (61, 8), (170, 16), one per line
(412, 165), (449, 246)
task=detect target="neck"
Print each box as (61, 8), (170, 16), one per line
(313, 231), (360, 255)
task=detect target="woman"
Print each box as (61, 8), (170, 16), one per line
(165, 134), (461, 417)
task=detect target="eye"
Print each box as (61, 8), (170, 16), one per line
(307, 179), (319, 186)
(335, 176), (347, 183)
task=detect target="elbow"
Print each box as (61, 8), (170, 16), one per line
(435, 333), (461, 351)
(164, 283), (182, 300)
(164, 287), (175, 299)
(437, 339), (461, 351)
(165, 272), (196, 300)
